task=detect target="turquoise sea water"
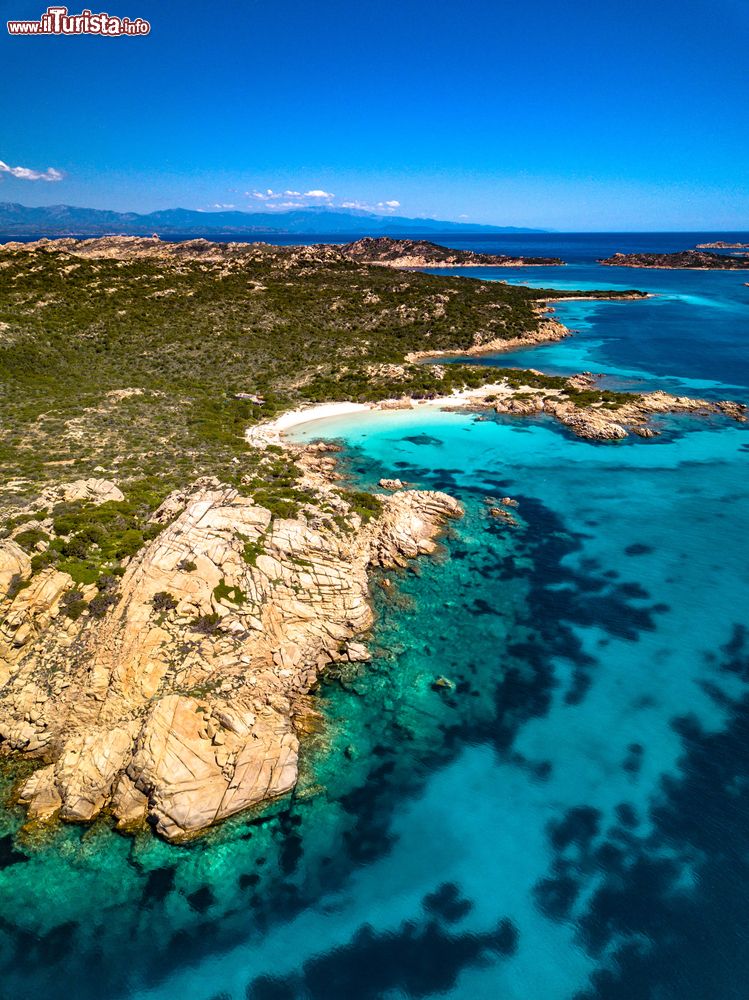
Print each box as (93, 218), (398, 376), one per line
(2, 235), (749, 999)
(428, 263), (749, 398)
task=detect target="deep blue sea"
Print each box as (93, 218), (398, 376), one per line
(1, 233), (749, 1000)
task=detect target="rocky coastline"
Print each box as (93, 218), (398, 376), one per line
(2, 369), (746, 840)
(405, 294), (649, 363)
(0, 232), (744, 845)
(260, 376), (747, 445)
(457, 379), (746, 440)
(0, 467), (461, 840)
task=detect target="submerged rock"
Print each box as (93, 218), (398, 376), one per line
(489, 507), (519, 526)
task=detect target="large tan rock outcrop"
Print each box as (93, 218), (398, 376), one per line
(0, 475), (462, 840)
(128, 695), (297, 840)
(38, 477), (125, 506)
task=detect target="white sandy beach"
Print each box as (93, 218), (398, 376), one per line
(245, 383), (512, 447)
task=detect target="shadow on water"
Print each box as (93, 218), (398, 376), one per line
(567, 626), (749, 1000)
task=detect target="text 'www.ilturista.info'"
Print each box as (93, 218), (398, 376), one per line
(7, 6), (150, 35)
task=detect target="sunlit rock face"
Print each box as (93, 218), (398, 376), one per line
(0, 476), (461, 840)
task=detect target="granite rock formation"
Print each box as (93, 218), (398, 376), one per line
(0, 472), (461, 840)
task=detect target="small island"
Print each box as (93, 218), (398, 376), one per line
(599, 249), (749, 270)
(696, 241), (749, 249)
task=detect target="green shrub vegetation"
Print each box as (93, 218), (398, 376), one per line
(13, 527), (49, 552)
(240, 534), (266, 567)
(213, 579), (248, 605)
(60, 589), (87, 620)
(152, 591), (178, 612)
(192, 612), (221, 634)
(343, 490), (384, 524)
(29, 488), (169, 586)
(0, 243), (641, 574)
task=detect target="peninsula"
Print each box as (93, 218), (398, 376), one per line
(0, 236), (743, 840)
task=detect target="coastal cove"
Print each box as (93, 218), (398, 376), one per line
(1, 233), (749, 999)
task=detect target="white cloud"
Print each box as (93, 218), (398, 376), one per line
(246, 188), (329, 204)
(242, 186), (402, 214)
(247, 189), (279, 201)
(0, 159), (62, 182)
(212, 203), (236, 209)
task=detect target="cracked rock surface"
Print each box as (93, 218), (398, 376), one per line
(0, 475), (461, 840)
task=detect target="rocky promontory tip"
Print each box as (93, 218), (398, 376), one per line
(1, 470), (461, 840)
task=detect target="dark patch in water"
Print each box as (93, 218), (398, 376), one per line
(545, 627), (749, 1000)
(549, 806), (601, 852)
(535, 874), (581, 919)
(186, 885), (215, 914)
(0, 835), (28, 870)
(38, 921), (78, 964)
(276, 810), (304, 876)
(401, 434), (443, 447)
(245, 916), (518, 1000)
(422, 882), (473, 923)
(338, 763), (397, 863)
(622, 743), (644, 775)
(468, 598), (503, 617)
(719, 624), (749, 680)
(615, 803), (638, 828)
(624, 543), (653, 556)
(565, 668), (594, 705)
(142, 865), (177, 905)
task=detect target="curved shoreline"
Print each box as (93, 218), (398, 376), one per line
(246, 384), (513, 445)
(404, 292), (650, 364)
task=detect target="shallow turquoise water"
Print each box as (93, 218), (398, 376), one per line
(434, 262), (749, 398)
(2, 240), (749, 1000)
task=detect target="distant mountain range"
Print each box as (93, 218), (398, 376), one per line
(0, 202), (546, 238)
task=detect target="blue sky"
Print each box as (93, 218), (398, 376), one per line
(1, 0), (748, 229)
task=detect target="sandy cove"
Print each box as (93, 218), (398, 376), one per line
(245, 386), (512, 447)
(249, 375), (746, 448)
